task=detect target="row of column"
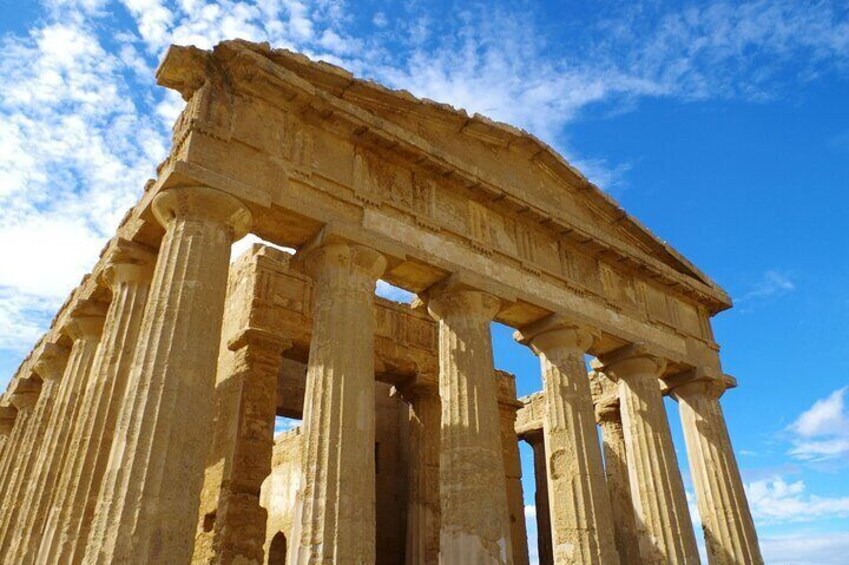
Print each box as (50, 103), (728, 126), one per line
(522, 342), (763, 565)
(0, 186), (250, 564)
(0, 181), (761, 565)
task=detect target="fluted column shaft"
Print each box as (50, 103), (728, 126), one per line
(0, 345), (69, 555)
(294, 241), (386, 564)
(401, 384), (442, 565)
(596, 409), (641, 564)
(9, 315), (105, 563)
(0, 379), (42, 506)
(525, 431), (553, 565)
(674, 380), (762, 565)
(603, 350), (699, 564)
(207, 331), (289, 564)
(83, 186), (251, 565)
(517, 323), (618, 564)
(0, 405), (20, 486)
(499, 389), (529, 565)
(38, 253), (155, 565)
(427, 287), (513, 564)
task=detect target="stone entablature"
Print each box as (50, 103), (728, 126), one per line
(147, 40), (726, 373)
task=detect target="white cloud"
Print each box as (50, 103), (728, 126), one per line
(736, 270), (796, 304)
(1, 0), (848, 372)
(523, 504), (536, 519)
(746, 477), (849, 525)
(787, 387), (849, 462)
(760, 532), (849, 565)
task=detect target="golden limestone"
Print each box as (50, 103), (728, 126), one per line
(0, 40), (761, 565)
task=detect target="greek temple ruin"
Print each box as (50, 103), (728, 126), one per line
(0, 39), (762, 565)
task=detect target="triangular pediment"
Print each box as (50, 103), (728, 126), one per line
(241, 44), (726, 300)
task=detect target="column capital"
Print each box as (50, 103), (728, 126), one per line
(0, 405), (17, 435)
(101, 239), (157, 289)
(152, 185), (252, 240)
(514, 314), (598, 356)
(32, 343), (71, 382)
(598, 343), (666, 381)
(672, 373), (736, 402)
(63, 313), (106, 342)
(423, 283), (500, 322)
(10, 377), (42, 411)
(302, 240), (386, 287)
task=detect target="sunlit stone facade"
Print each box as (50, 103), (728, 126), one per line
(0, 40), (760, 565)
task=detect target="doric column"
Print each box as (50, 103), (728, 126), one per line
(8, 313), (105, 563)
(515, 318), (619, 564)
(0, 344), (69, 555)
(498, 373), (529, 565)
(0, 405), (19, 479)
(0, 381), (39, 536)
(524, 431), (553, 565)
(38, 244), (155, 565)
(294, 241), (386, 564)
(673, 376), (762, 565)
(589, 369), (640, 565)
(0, 377), (43, 505)
(397, 382), (441, 565)
(600, 345), (699, 564)
(204, 329), (290, 565)
(425, 286), (513, 564)
(83, 186), (251, 565)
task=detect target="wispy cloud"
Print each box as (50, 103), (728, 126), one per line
(747, 476), (849, 525)
(760, 532), (849, 565)
(787, 387), (849, 462)
(736, 270), (796, 304)
(1, 0), (847, 365)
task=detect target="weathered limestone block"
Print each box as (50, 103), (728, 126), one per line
(38, 247), (155, 565)
(398, 383), (441, 565)
(0, 344), (70, 555)
(203, 330), (290, 565)
(590, 369), (641, 565)
(601, 346), (700, 564)
(525, 431), (553, 565)
(9, 314), (105, 564)
(426, 287), (513, 564)
(515, 319), (619, 565)
(293, 241), (386, 564)
(673, 377), (762, 565)
(83, 185), (251, 565)
(498, 373), (530, 565)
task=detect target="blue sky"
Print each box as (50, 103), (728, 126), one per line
(1, 1), (847, 563)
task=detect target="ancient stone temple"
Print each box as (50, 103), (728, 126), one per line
(0, 39), (762, 565)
